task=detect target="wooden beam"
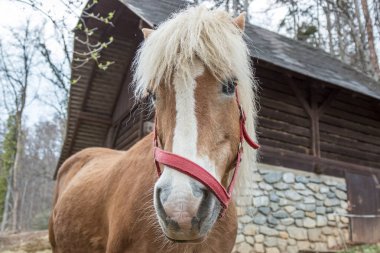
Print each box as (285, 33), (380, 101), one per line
(288, 78), (312, 117)
(310, 86), (320, 159)
(318, 89), (339, 115)
(260, 146), (380, 177)
(78, 111), (112, 125)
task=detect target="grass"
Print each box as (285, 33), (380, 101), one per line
(340, 245), (380, 253)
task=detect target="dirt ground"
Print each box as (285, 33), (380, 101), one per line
(0, 231), (51, 253)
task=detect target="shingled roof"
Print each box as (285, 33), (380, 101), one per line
(121, 0), (380, 100)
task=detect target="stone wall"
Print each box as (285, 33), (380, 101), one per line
(233, 164), (349, 253)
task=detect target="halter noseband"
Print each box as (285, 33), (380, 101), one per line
(153, 84), (259, 216)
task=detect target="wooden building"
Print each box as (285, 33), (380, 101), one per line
(57, 0), (380, 247)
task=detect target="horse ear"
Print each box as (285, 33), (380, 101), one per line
(233, 12), (246, 31)
(141, 28), (153, 39)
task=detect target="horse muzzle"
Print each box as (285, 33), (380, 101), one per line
(154, 179), (221, 242)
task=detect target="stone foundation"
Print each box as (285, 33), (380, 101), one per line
(233, 164), (349, 253)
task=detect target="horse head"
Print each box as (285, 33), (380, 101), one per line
(133, 6), (258, 243)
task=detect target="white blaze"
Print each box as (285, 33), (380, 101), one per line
(158, 61), (220, 190)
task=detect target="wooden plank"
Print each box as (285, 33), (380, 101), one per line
(320, 141), (380, 162)
(320, 132), (380, 155)
(115, 129), (140, 150)
(258, 116), (310, 137)
(258, 77), (294, 95)
(320, 122), (380, 146)
(346, 172), (380, 243)
(330, 99), (380, 121)
(259, 107), (310, 128)
(262, 146), (380, 176)
(261, 88), (303, 108)
(325, 106), (380, 129)
(288, 79), (312, 116)
(260, 98), (308, 118)
(78, 111), (112, 125)
(259, 138), (309, 154)
(321, 151), (380, 169)
(320, 113), (380, 137)
(115, 124), (140, 147)
(260, 128), (310, 147)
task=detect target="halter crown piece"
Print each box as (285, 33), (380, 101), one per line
(153, 83), (259, 217)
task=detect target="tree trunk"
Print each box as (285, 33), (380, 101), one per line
(324, 2), (334, 56)
(334, 9), (345, 61)
(354, 0), (366, 47)
(337, 1), (367, 70)
(1, 174), (12, 231)
(361, 0), (380, 79)
(11, 111), (23, 232)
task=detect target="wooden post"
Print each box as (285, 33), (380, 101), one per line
(288, 76), (339, 174)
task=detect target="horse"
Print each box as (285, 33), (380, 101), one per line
(49, 6), (259, 253)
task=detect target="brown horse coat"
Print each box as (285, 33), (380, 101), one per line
(49, 133), (237, 253)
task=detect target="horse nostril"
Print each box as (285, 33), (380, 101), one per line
(202, 188), (209, 201)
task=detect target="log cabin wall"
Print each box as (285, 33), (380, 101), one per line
(255, 63), (380, 178)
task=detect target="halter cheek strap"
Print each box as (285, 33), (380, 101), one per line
(153, 85), (259, 216)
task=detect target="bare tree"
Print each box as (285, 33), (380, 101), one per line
(0, 20), (41, 231)
(361, 0), (380, 80)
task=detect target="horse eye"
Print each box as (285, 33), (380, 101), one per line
(222, 79), (236, 95)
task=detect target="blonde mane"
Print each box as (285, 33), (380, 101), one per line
(133, 6), (258, 193)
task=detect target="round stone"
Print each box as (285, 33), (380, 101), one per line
(296, 175), (309, 184)
(281, 218), (295, 226)
(239, 215), (253, 223)
(285, 205), (296, 213)
(260, 226), (279, 236)
(287, 226), (308, 240)
(268, 216), (279, 225)
(266, 247), (280, 253)
(320, 186), (330, 193)
(269, 193), (280, 202)
(254, 196), (269, 207)
(308, 228), (323, 242)
(303, 217), (317, 228)
(259, 182), (273, 191)
(259, 207), (271, 215)
(255, 234), (264, 243)
(324, 198), (340, 207)
(270, 203), (280, 212)
(254, 243), (265, 253)
(246, 236), (254, 245)
(316, 215), (328, 227)
(316, 206), (326, 214)
(273, 210), (289, 219)
(279, 231), (289, 239)
(335, 189), (347, 200)
(304, 196), (316, 204)
(283, 172), (295, 183)
(291, 210), (305, 218)
(274, 182), (289, 190)
(264, 172), (283, 184)
(237, 242), (251, 252)
(264, 236), (278, 247)
(253, 214), (267, 225)
(294, 183), (306, 190)
(285, 190), (302, 201)
(235, 234), (244, 243)
(243, 224), (257, 235)
(307, 183), (320, 192)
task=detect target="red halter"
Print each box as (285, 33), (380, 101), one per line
(153, 84), (259, 216)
